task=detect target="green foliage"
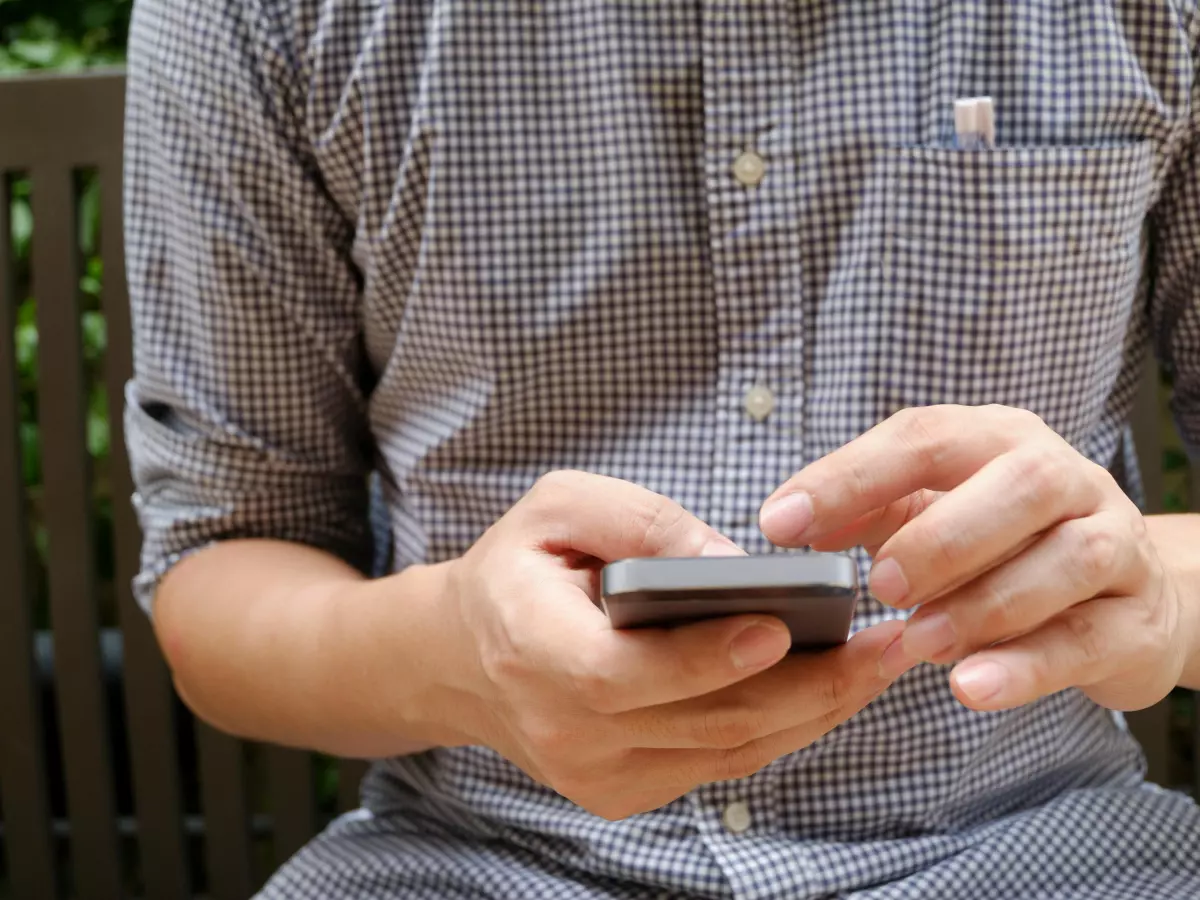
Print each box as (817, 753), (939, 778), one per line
(0, 0), (130, 74)
(1164, 448), (1191, 473)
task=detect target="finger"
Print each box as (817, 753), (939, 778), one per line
(760, 405), (1048, 546)
(901, 511), (1137, 664)
(808, 490), (941, 555)
(582, 653), (899, 816)
(533, 605), (796, 712)
(519, 470), (738, 562)
(621, 626), (910, 791)
(494, 557), (767, 715)
(617, 620), (913, 748)
(584, 654), (900, 819)
(869, 444), (1102, 608)
(947, 595), (1166, 712)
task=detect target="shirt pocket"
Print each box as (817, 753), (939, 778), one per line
(876, 143), (1154, 447)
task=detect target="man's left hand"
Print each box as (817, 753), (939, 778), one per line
(760, 405), (1194, 713)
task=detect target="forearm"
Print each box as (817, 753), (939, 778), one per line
(1145, 514), (1200, 690)
(152, 540), (479, 758)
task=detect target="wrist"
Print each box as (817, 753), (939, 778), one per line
(1145, 514), (1200, 689)
(1175, 572), (1200, 690)
(332, 560), (489, 752)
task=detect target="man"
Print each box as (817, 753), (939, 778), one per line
(124, 0), (1200, 897)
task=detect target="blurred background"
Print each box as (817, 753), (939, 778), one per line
(1, 4), (355, 897)
(3, 0), (129, 642)
(0, 2), (1195, 898)
(0, 0), (128, 74)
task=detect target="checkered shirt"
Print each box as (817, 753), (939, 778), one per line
(124, 1), (1200, 897)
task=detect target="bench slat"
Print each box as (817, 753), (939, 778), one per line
(0, 171), (59, 900)
(101, 153), (192, 900)
(33, 165), (123, 899)
(197, 723), (254, 899)
(268, 747), (317, 866)
(1194, 462), (1199, 801)
(338, 759), (368, 814)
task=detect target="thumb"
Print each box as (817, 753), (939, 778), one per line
(516, 470), (740, 563)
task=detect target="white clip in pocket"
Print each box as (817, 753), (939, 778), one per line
(953, 96), (995, 150)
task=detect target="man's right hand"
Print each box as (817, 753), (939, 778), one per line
(426, 471), (916, 820)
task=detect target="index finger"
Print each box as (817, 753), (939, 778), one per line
(759, 405), (1039, 546)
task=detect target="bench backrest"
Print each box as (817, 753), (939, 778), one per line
(0, 71), (365, 900)
(0, 70), (1195, 900)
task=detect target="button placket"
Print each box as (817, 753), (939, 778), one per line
(700, 29), (807, 554)
(698, 2), (813, 894)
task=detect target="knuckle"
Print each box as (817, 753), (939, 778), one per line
(1023, 646), (1055, 689)
(477, 641), (528, 691)
(628, 494), (691, 556)
(1128, 614), (1164, 662)
(1085, 458), (1119, 493)
(816, 702), (859, 738)
(1009, 448), (1058, 501)
(587, 800), (634, 822)
(669, 643), (715, 687)
(1070, 524), (1121, 589)
(527, 470), (593, 516)
(694, 705), (766, 750)
(523, 471), (574, 522)
(1059, 610), (1109, 664)
(916, 520), (961, 571)
(817, 668), (851, 714)
(1005, 405), (1046, 430)
(1128, 508), (1150, 544)
(523, 715), (580, 760)
(475, 600), (547, 690)
(532, 469), (582, 495)
(566, 654), (622, 714)
(845, 456), (877, 506)
(977, 577), (1021, 636)
(551, 771), (599, 807)
(583, 788), (666, 822)
(893, 407), (946, 471)
(713, 742), (774, 782)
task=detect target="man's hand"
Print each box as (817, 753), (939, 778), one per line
(759, 405), (1192, 714)
(429, 471), (914, 820)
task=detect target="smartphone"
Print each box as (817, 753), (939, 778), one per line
(600, 553), (859, 650)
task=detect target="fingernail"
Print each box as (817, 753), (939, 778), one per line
(878, 632), (918, 680)
(701, 537), (745, 557)
(759, 492), (814, 540)
(869, 558), (909, 607)
(730, 622), (791, 670)
(903, 613), (956, 662)
(953, 660), (1008, 705)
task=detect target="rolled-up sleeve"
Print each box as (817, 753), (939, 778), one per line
(124, 0), (373, 612)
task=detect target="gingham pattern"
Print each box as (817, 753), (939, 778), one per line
(123, 1), (1200, 897)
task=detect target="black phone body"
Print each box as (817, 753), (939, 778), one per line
(600, 553), (859, 650)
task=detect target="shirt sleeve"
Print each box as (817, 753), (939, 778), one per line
(123, 0), (374, 613)
(1150, 11), (1200, 460)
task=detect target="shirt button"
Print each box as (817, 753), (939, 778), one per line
(743, 384), (775, 421)
(731, 150), (766, 187)
(722, 800), (752, 834)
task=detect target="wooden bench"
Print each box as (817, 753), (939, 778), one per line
(0, 71), (1195, 899)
